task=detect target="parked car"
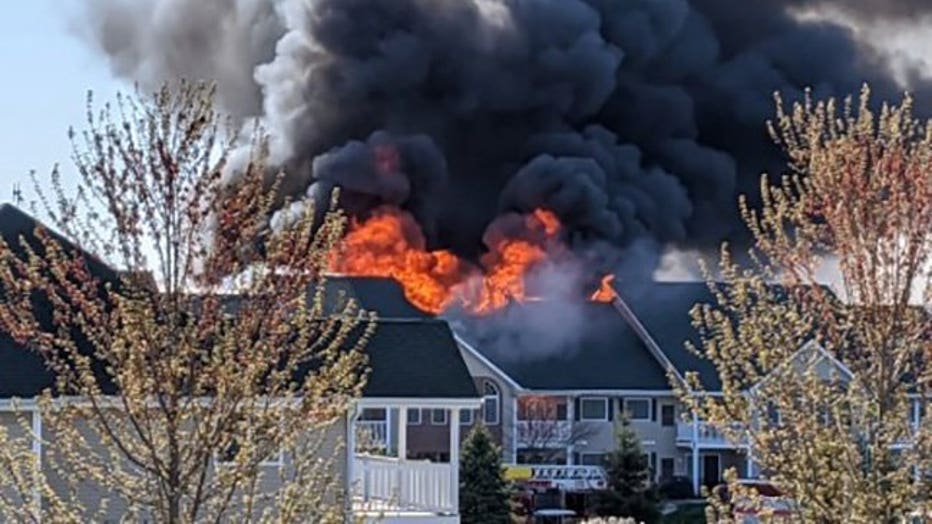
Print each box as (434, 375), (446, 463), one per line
(730, 480), (797, 523)
(659, 475), (696, 500)
(533, 508), (579, 523)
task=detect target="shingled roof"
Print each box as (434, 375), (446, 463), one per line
(460, 302), (671, 390)
(615, 281), (723, 390)
(323, 276), (430, 319)
(0, 203), (120, 396)
(0, 204), (478, 401)
(361, 319), (478, 398)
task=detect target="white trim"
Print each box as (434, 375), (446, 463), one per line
(430, 408), (448, 425)
(750, 339), (852, 394)
(611, 296), (688, 387)
(406, 408), (422, 425)
(344, 407), (358, 519)
(483, 382), (501, 426)
(356, 397), (481, 410)
(524, 389), (674, 396)
(453, 334), (524, 390)
(449, 408), (461, 511)
(578, 452), (606, 466)
(623, 397), (652, 421)
(31, 408), (41, 522)
(511, 396), (518, 463)
(700, 452), (722, 485)
(660, 402), (677, 427)
(579, 397), (609, 422)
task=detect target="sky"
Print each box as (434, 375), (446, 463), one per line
(0, 0), (125, 206)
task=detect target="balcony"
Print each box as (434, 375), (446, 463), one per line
(353, 454), (456, 514)
(676, 421), (746, 448)
(356, 420), (389, 452)
(516, 420), (573, 448)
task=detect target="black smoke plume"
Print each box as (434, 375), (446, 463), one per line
(81, 0), (932, 274)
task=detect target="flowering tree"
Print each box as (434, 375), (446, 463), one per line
(516, 396), (596, 463)
(0, 82), (373, 522)
(681, 87), (932, 522)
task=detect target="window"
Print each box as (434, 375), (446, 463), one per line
(660, 457), (675, 480)
(431, 408), (448, 425)
(518, 396), (568, 420)
(460, 409), (473, 425)
(661, 404), (676, 426)
(407, 408), (422, 425)
(359, 408), (387, 421)
(580, 397), (609, 421)
(217, 437), (283, 467)
(645, 452), (657, 481)
(624, 398), (651, 421)
(517, 448), (567, 465)
(579, 453), (606, 466)
(483, 382), (500, 425)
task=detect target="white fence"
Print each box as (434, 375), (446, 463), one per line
(676, 421), (745, 447)
(353, 454), (455, 513)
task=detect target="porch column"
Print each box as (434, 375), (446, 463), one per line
(745, 446), (753, 478)
(31, 407), (41, 522)
(345, 406), (360, 518)
(450, 407), (461, 511)
(566, 396), (575, 465)
(511, 396), (518, 463)
(398, 407), (408, 460)
(691, 411), (700, 496)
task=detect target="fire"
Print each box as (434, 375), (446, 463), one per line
(330, 206), (563, 314)
(590, 274), (616, 302)
(331, 207), (471, 314)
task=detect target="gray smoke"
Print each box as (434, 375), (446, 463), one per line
(80, 0), (932, 275)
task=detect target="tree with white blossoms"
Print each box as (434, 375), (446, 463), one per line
(0, 82), (374, 522)
(680, 86), (932, 523)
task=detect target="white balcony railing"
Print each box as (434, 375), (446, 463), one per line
(356, 420), (389, 452)
(353, 454), (455, 513)
(676, 421), (746, 447)
(516, 420), (573, 448)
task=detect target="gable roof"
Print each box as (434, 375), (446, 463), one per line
(322, 276), (430, 319)
(457, 302), (671, 391)
(615, 281), (723, 390)
(0, 205), (477, 401)
(360, 319), (479, 398)
(0, 203), (121, 396)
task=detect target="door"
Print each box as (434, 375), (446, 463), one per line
(702, 454), (721, 487)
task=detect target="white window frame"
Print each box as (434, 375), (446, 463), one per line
(660, 456), (675, 479)
(215, 437), (284, 468)
(579, 452), (605, 466)
(460, 408), (473, 425)
(430, 408), (448, 426)
(407, 408), (422, 425)
(660, 403), (676, 426)
(483, 382), (500, 425)
(623, 397), (652, 422)
(579, 397), (609, 422)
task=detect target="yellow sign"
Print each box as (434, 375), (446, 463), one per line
(503, 465), (532, 480)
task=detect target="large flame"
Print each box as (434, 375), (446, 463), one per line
(331, 206), (563, 314)
(590, 274), (616, 303)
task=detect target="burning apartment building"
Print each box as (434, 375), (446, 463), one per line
(71, 0), (932, 517)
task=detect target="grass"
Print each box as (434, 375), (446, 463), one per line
(662, 502), (707, 524)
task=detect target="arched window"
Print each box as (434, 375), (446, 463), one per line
(483, 381), (500, 425)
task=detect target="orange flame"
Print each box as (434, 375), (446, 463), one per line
(330, 206), (563, 314)
(590, 274), (616, 302)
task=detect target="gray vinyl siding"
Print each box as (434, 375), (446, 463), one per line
(0, 410), (347, 521)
